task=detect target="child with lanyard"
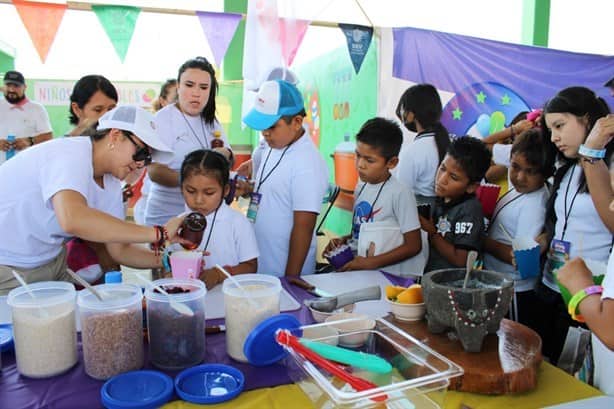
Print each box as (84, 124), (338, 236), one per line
(483, 129), (556, 326)
(323, 118), (422, 278)
(421, 137), (491, 272)
(533, 87), (614, 366)
(166, 149), (258, 290)
(395, 84), (451, 206)
(242, 80), (328, 277)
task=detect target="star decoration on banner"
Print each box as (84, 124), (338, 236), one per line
(476, 91), (486, 104)
(501, 94), (511, 105)
(452, 107), (463, 120)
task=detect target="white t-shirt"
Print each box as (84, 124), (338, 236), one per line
(0, 137), (123, 268)
(145, 103), (229, 226)
(352, 176), (423, 276)
(483, 186), (548, 292)
(593, 249), (614, 396)
(0, 98), (52, 165)
(194, 202), (259, 269)
(543, 164), (613, 291)
(396, 132), (440, 200)
(253, 133), (329, 277)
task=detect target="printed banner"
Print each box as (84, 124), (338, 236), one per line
(339, 23), (373, 74)
(196, 11), (242, 67)
(92, 5), (141, 63)
(34, 80), (160, 107)
(392, 27), (614, 138)
(12, 0), (66, 63)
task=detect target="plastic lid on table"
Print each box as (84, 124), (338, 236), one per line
(101, 370), (173, 409)
(243, 314), (302, 366)
(0, 324), (13, 352)
(175, 364), (245, 404)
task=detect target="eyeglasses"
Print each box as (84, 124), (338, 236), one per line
(123, 132), (152, 165)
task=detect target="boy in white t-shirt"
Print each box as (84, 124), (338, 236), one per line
(242, 80), (328, 277)
(323, 118), (422, 277)
(483, 129), (555, 326)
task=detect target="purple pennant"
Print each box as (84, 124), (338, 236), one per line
(196, 11), (242, 67)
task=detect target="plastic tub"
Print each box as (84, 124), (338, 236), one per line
(7, 281), (77, 378)
(285, 317), (463, 408)
(78, 284), (144, 380)
(145, 278), (206, 370)
(223, 274), (281, 362)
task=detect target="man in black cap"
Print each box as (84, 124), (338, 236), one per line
(1, 70), (52, 165)
(605, 76), (614, 97)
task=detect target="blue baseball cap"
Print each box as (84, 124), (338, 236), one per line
(243, 80), (304, 131)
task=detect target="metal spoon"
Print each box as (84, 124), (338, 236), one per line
(135, 273), (194, 317)
(463, 251), (479, 289)
(304, 285), (382, 313)
(11, 270), (49, 318)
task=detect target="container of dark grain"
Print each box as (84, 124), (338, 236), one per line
(7, 281), (77, 378)
(77, 284), (144, 380)
(145, 278), (206, 370)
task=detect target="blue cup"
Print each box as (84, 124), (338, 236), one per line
(514, 245), (540, 279)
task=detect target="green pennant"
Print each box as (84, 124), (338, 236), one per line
(92, 5), (140, 62)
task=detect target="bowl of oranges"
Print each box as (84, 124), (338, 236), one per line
(385, 284), (425, 322)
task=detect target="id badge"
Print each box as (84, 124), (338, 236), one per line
(246, 192), (262, 223)
(547, 238), (571, 275)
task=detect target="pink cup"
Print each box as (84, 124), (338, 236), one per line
(169, 251), (202, 279)
(476, 184), (501, 219)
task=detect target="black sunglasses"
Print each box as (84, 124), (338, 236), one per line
(123, 132), (152, 165)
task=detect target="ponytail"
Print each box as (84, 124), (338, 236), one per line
(432, 122), (451, 164)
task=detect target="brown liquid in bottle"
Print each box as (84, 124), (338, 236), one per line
(180, 212), (207, 250)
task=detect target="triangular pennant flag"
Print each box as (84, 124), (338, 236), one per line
(339, 23), (373, 74)
(278, 18), (310, 67)
(12, 0), (66, 63)
(92, 5), (140, 63)
(196, 11), (242, 67)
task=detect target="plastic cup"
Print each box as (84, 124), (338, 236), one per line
(512, 237), (540, 280)
(476, 183), (501, 219)
(223, 274), (281, 362)
(7, 281), (77, 378)
(78, 284), (144, 380)
(145, 278), (207, 370)
(325, 244), (354, 270)
(557, 259), (607, 306)
(170, 251), (202, 279)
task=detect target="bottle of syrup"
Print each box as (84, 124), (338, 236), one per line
(179, 212), (207, 250)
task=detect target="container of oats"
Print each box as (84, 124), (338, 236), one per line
(145, 278), (206, 370)
(7, 281), (77, 378)
(78, 283), (144, 380)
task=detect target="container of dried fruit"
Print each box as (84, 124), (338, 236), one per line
(78, 283), (144, 380)
(7, 281), (78, 378)
(145, 278), (206, 370)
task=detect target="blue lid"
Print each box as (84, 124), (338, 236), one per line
(101, 370), (173, 409)
(0, 324), (13, 352)
(243, 314), (302, 366)
(175, 364), (244, 404)
(105, 271), (123, 284)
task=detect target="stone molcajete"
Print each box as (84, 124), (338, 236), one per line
(422, 269), (514, 352)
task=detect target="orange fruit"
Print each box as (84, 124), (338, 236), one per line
(385, 285), (407, 300)
(396, 285), (423, 304)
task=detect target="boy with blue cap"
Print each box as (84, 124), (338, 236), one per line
(243, 80), (328, 277)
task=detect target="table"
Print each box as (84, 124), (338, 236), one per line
(0, 273), (603, 409)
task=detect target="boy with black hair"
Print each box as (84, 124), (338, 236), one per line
(421, 136), (492, 271)
(324, 117), (423, 277)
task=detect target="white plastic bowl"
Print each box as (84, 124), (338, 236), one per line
(301, 325), (339, 346)
(386, 298), (425, 322)
(308, 303), (355, 323)
(324, 312), (375, 347)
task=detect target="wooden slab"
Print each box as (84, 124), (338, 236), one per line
(387, 316), (542, 394)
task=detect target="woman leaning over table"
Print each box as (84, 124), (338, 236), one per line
(0, 105), (186, 295)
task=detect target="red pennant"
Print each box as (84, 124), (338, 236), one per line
(12, 0), (66, 63)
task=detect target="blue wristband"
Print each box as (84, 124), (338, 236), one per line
(578, 144), (606, 159)
(162, 248), (172, 272)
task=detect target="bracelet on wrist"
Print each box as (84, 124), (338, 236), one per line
(28, 137), (35, 146)
(578, 144), (606, 159)
(568, 285), (603, 322)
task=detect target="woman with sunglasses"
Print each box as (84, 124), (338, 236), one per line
(145, 57), (232, 226)
(0, 105), (186, 294)
(395, 84), (451, 206)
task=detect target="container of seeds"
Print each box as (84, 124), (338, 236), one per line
(7, 281), (77, 378)
(78, 283), (144, 380)
(145, 278), (206, 370)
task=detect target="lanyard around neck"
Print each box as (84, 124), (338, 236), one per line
(179, 107), (209, 149)
(255, 145), (291, 193)
(561, 165), (581, 241)
(353, 176), (390, 222)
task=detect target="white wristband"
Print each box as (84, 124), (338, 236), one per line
(578, 144), (606, 159)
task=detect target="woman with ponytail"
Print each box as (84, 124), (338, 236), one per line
(395, 84), (451, 205)
(533, 86), (614, 366)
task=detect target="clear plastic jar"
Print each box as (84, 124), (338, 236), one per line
(78, 284), (144, 380)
